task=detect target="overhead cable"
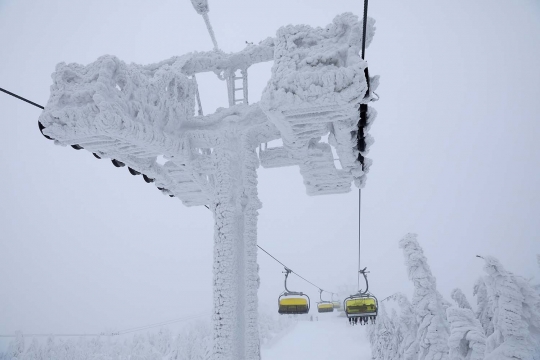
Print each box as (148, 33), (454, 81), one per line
(257, 244), (334, 294)
(0, 87), (44, 109)
(357, 0), (370, 292)
(0, 333), (102, 338)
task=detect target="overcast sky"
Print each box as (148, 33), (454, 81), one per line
(1, 0), (539, 346)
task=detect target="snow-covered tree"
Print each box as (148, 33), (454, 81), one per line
(482, 256), (540, 360)
(447, 306), (486, 360)
(535, 255), (540, 294)
(21, 338), (41, 360)
(367, 304), (400, 360)
(399, 233), (450, 360)
(451, 289), (472, 310)
(5, 332), (25, 360)
(391, 292), (419, 360)
(473, 277), (494, 337)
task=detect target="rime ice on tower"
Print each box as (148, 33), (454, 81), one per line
(260, 14), (378, 193)
(37, 10), (377, 360)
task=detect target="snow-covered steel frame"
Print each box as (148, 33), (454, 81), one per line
(38, 13), (377, 360)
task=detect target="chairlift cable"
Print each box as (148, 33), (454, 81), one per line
(357, 0), (369, 293)
(257, 244), (332, 294)
(0, 333), (102, 338)
(0, 87), (44, 109)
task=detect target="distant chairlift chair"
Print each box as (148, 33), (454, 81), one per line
(331, 293), (342, 310)
(317, 289), (334, 313)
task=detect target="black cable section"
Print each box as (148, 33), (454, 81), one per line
(0, 333), (102, 338)
(257, 244), (332, 294)
(357, 0), (369, 293)
(361, 0), (369, 60)
(0, 87), (44, 109)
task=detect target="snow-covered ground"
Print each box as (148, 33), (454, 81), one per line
(262, 314), (371, 360)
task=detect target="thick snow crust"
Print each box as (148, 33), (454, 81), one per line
(261, 13), (378, 192)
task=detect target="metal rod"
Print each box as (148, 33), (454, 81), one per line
(202, 13), (219, 51)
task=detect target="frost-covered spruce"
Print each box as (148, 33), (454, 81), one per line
(391, 308), (405, 360)
(482, 256), (540, 360)
(367, 304), (400, 360)
(447, 299), (486, 360)
(447, 307), (486, 360)
(399, 233), (450, 360)
(4, 332), (25, 360)
(451, 288), (472, 310)
(391, 292), (420, 360)
(534, 254), (540, 293)
(474, 277), (494, 337)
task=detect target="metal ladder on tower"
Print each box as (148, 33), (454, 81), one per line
(227, 68), (248, 107)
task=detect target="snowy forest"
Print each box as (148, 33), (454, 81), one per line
(0, 311), (295, 360)
(367, 234), (540, 360)
(3, 233), (539, 360)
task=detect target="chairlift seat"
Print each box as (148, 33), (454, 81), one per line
(317, 302), (334, 313)
(345, 297), (377, 317)
(278, 297), (309, 314)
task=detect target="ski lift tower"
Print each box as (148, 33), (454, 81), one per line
(37, 1), (378, 359)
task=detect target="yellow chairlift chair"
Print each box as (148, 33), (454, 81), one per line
(278, 268), (310, 315)
(344, 267), (378, 325)
(317, 289), (334, 313)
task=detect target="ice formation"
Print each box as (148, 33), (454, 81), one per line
(447, 307), (486, 360)
(399, 233), (450, 360)
(37, 12), (377, 360)
(390, 293), (419, 360)
(482, 256), (540, 360)
(367, 305), (400, 360)
(451, 288), (473, 310)
(260, 13), (378, 192)
(474, 277), (495, 337)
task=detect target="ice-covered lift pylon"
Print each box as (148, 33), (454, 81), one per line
(36, 1), (378, 358)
